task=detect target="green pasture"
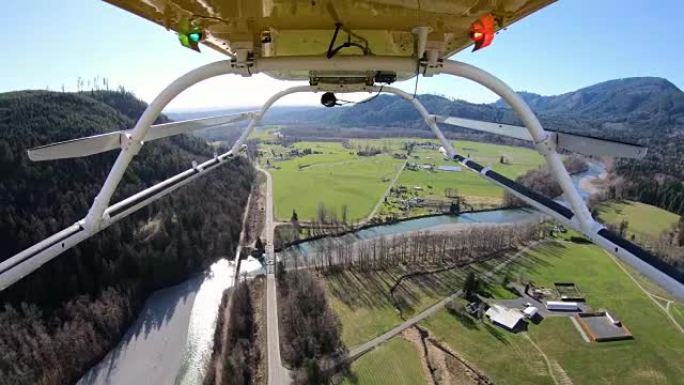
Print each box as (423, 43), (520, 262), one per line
(395, 140), (545, 208)
(422, 240), (684, 385)
(596, 200), (680, 241)
(324, 257), (511, 347)
(262, 141), (404, 221)
(340, 338), (426, 385)
(260, 138), (546, 220)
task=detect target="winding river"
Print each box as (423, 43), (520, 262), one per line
(79, 162), (605, 385)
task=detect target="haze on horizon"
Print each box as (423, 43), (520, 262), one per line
(2, 0), (683, 110)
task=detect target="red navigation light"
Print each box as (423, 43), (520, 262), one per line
(469, 14), (496, 51)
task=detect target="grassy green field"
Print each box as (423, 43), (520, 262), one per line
(261, 141), (405, 221)
(340, 338), (426, 385)
(422, 240), (684, 385)
(596, 200), (680, 241)
(261, 138), (546, 220)
(324, 257), (510, 347)
(391, 140), (545, 210)
(423, 305), (555, 384)
(673, 303), (684, 328)
(325, 269), (402, 347)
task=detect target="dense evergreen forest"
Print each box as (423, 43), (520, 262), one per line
(0, 90), (254, 385)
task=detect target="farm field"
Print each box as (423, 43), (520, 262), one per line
(390, 140), (545, 210)
(673, 303), (684, 328)
(324, 256), (511, 347)
(421, 240), (684, 385)
(596, 200), (680, 241)
(422, 305), (555, 385)
(259, 137), (546, 220)
(260, 141), (405, 221)
(340, 338), (426, 385)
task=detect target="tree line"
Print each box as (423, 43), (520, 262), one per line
(277, 269), (347, 384)
(503, 155), (588, 207)
(204, 280), (261, 385)
(280, 223), (544, 272)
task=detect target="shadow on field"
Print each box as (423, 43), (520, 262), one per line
(446, 307), (479, 330)
(341, 372), (360, 385)
(483, 322), (511, 344)
(393, 267), (469, 316)
(325, 269), (398, 310)
(325, 261), (472, 316)
(492, 242), (566, 281)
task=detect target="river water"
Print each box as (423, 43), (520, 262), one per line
(570, 161), (604, 200)
(80, 162), (605, 385)
(285, 208), (542, 257)
(78, 260), (236, 385)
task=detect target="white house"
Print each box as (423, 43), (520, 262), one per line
(485, 304), (525, 331)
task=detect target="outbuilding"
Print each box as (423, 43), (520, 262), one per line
(437, 165), (463, 172)
(485, 304), (525, 331)
(523, 306), (539, 319)
(545, 300), (579, 311)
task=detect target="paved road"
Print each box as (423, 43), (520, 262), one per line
(266, 275), (289, 384)
(258, 165), (292, 385)
(348, 241), (540, 359)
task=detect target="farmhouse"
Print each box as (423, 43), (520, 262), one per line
(485, 304), (525, 331)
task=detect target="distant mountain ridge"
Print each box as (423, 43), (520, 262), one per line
(233, 76), (683, 142)
(501, 77), (684, 126)
(236, 76), (682, 214)
(182, 77), (683, 189)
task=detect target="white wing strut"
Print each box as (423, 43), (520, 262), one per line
(1, 56), (680, 300)
(27, 112), (255, 161)
(435, 115), (647, 159)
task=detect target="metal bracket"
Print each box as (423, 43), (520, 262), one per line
(121, 133), (144, 155)
(420, 58), (442, 77)
(533, 133), (556, 155)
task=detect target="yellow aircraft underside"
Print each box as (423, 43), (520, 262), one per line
(103, 0), (555, 59)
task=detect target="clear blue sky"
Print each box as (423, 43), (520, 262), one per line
(1, 0), (682, 110)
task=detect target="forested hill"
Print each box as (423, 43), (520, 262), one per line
(497, 77), (684, 214)
(0, 90), (254, 385)
(500, 77), (684, 125)
(266, 77), (683, 138)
